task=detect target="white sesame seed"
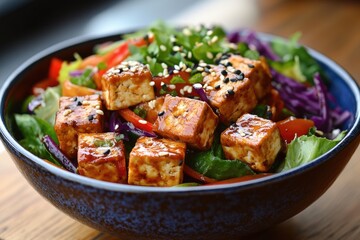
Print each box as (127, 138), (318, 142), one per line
(206, 86), (214, 91)
(149, 81), (155, 86)
(148, 100), (156, 109)
(211, 72), (216, 76)
(193, 83), (202, 89)
(206, 30), (213, 36)
(183, 28), (191, 36)
(160, 45), (167, 51)
(187, 86), (193, 94)
(199, 62), (207, 67)
(174, 65), (180, 70)
(211, 36), (218, 44)
(138, 119), (148, 124)
(160, 81), (165, 86)
(63, 109), (72, 116)
(164, 74), (170, 78)
(206, 52), (214, 59)
(168, 84), (176, 90)
(170, 35), (177, 42)
(187, 51), (192, 59)
(173, 46), (181, 52)
(161, 63), (168, 69)
(180, 53), (186, 57)
(158, 72), (163, 77)
(185, 68), (192, 73)
(202, 72), (208, 77)
(96, 110), (104, 115)
(180, 89), (185, 95)
(173, 69), (179, 74)
(196, 66), (204, 72)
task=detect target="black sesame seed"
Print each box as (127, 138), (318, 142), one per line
(235, 69), (241, 75)
(248, 63), (255, 68)
(73, 97), (78, 102)
(237, 73), (245, 80)
(230, 78), (237, 82)
(76, 101), (82, 106)
(178, 160), (183, 166)
(103, 149), (111, 155)
(158, 111), (165, 116)
(221, 70), (228, 76)
(226, 62), (233, 67)
(227, 89), (235, 95)
(215, 84), (221, 89)
(88, 114), (94, 121)
(223, 77), (230, 83)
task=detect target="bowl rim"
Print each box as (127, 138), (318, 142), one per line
(1, 31), (360, 193)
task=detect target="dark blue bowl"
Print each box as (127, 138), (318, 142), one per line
(1, 32), (359, 240)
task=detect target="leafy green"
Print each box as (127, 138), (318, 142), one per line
(278, 131), (347, 172)
(170, 75), (186, 84)
(133, 106), (147, 119)
(33, 86), (61, 125)
(187, 132), (255, 180)
(270, 32), (323, 84)
(70, 68), (97, 89)
(188, 73), (203, 84)
(15, 114), (60, 165)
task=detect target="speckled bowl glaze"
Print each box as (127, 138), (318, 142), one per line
(1, 32), (360, 240)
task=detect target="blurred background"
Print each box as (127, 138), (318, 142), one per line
(1, 0), (359, 84)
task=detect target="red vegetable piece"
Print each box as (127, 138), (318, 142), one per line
(183, 165), (217, 184)
(118, 108), (155, 133)
(277, 117), (315, 143)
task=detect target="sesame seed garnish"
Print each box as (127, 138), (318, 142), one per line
(161, 63), (168, 69)
(187, 86), (193, 94)
(227, 89), (235, 95)
(248, 64), (255, 68)
(230, 78), (237, 82)
(174, 65), (180, 70)
(196, 66), (204, 72)
(96, 110), (104, 115)
(170, 35), (177, 42)
(187, 52), (192, 59)
(193, 83), (202, 89)
(237, 73), (245, 80)
(158, 72), (163, 77)
(148, 100), (156, 109)
(158, 111), (165, 116)
(183, 28), (191, 36)
(88, 114), (94, 121)
(158, 151), (169, 157)
(201, 72), (208, 77)
(211, 72), (216, 76)
(138, 119), (148, 125)
(206, 52), (214, 59)
(223, 77), (230, 83)
(215, 84), (221, 89)
(160, 45), (167, 51)
(180, 89), (185, 95)
(172, 46), (181, 52)
(235, 70), (241, 75)
(173, 69), (179, 74)
(103, 149), (111, 155)
(63, 109), (72, 116)
(149, 81), (155, 86)
(199, 62), (207, 67)
(185, 68), (192, 73)
(168, 84), (176, 90)
(221, 70), (228, 76)
(211, 36), (218, 43)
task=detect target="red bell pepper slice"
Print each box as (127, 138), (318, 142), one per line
(118, 108), (154, 133)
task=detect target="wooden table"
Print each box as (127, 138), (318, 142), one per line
(1, 0), (360, 239)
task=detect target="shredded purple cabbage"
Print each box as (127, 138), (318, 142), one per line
(28, 94), (44, 113)
(108, 111), (156, 138)
(228, 30), (280, 61)
(193, 83), (210, 104)
(42, 135), (77, 173)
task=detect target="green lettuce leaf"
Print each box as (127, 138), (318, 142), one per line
(33, 86), (61, 125)
(187, 132), (255, 180)
(278, 131), (347, 172)
(15, 114), (60, 165)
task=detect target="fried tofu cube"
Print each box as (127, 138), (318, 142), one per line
(227, 55), (272, 100)
(134, 96), (165, 124)
(153, 95), (219, 150)
(128, 137), (186, 187)
(77, 132), (127, 183)
(101, 61), (155, 110)
(202, 65), (258, 124)
(54, 95), (104, 159)
(221, 114), (281, 172)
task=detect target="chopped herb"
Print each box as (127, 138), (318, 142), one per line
(170, 75), (186, 84)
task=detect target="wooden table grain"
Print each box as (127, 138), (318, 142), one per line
(1, 0), (360, 239)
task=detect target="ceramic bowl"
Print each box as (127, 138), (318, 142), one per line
(0, 32), (359, 240)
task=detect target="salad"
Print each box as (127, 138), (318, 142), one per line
(15, 21), (351, 187)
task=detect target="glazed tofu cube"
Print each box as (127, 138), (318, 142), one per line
(221, 114), (281, 172)
(77, 132), (127, 183)
(128, 137), (186, 187)
(101, 61), (155, 110)
(153, 95), (219, 150)
(133, 96), (165, 124)
(227, 55), (272, 100)
(202, 65), (258, 124)
(54, 95), (104, 159)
